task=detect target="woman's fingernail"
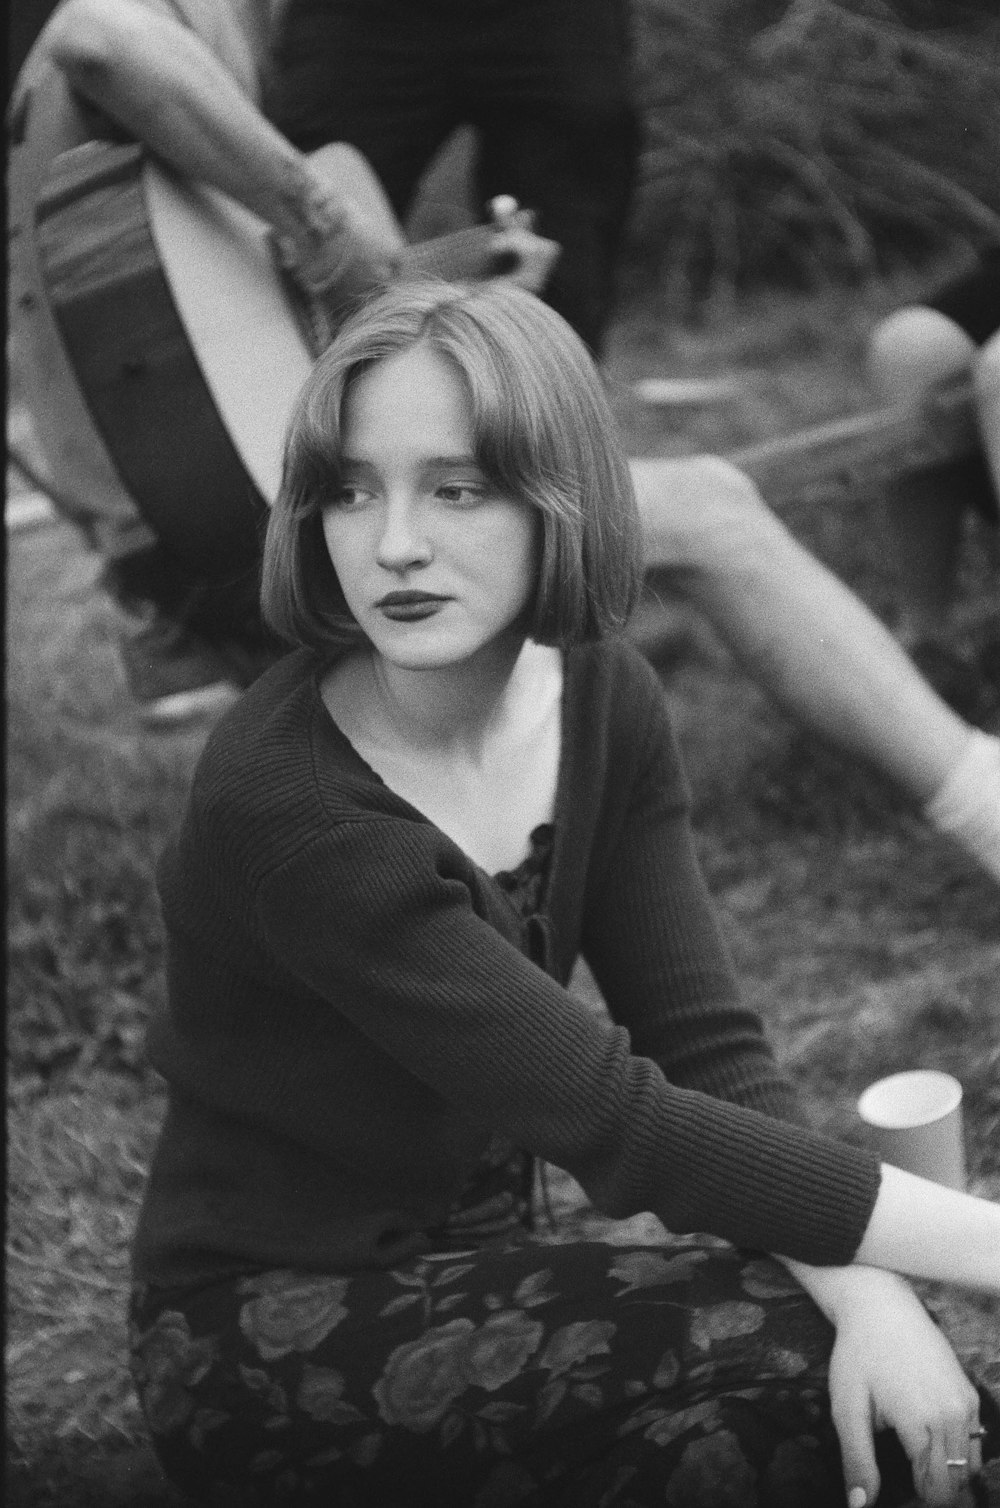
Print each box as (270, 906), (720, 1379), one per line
(848, 1490), (868, 1508)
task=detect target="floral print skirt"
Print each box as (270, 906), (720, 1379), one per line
(129, 1153), (992, 1508)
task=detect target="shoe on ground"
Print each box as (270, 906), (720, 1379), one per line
(120, 613), (244, 727)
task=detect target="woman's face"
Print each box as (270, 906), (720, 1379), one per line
(321, 343), (537, 673)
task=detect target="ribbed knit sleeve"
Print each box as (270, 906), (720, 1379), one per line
(582, 652), (800, 1123)
(253, 808), (880, 1267)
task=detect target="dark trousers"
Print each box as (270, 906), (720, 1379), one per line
(263, 0), (641, 354)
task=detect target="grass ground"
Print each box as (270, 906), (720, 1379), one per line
(7, 280), (999, 1505)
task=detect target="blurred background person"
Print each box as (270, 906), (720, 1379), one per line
(868, 244), (1000, 722)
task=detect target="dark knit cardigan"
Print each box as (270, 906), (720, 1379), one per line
(132, 638), (881, 1286)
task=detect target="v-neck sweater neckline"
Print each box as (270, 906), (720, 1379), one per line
(309, 646), (576, 905)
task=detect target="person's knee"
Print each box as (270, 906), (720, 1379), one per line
(632, 455), (779, 573)
(972, 333), (1000, 430)
(972, 332), (1000, 490)
(867, 305), (977, 404)
(44, 0), (125, 72)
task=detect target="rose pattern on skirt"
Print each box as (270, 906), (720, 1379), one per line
(373, 1318), (477, 1430)
(130, 1227), (995, 1506)
(461, 1310), (545, 1391)
(663, 1428), (759, 1508)
(237, 1270), (350, 1359)
(130, 1308), (218, 1435)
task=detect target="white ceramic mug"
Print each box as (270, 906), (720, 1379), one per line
(857, 1069), (966, 1190)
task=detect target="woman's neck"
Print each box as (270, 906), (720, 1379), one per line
(366, 634), (557, 764)
(322, 635), (564, 874)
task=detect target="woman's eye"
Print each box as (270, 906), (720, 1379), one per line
(436, 482), (484, 505)
(329, 485), (367, 509)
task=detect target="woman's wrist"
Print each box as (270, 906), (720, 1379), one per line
(855, 1163), (1000, 1293)
(777, 1255), (914, 1327)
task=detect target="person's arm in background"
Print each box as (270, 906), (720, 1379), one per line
(630, 455), (1000, 883)
(40, 0), (557, 311)
(41, 0), (403, 291)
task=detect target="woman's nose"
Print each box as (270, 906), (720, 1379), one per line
(375, 496), (433, 570)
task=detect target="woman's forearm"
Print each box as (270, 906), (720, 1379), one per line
(777, 1252), (915, 1324)
(852, 1163), (1000, 1293)
(779, 1165), (1000, 1304)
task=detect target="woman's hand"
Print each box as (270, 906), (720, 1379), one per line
(784, 1260), (984, 1506)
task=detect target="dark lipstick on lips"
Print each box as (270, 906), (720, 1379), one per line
(376, 591), (448, 621)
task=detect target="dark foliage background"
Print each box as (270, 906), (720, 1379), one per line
(626, 0), (1000, 315)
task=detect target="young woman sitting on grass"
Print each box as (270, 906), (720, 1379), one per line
(129, 280), (1000, 1508)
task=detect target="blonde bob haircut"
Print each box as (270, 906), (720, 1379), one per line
(261, 279), (642, 652)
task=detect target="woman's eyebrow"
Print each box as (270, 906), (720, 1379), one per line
(338, 454), (480, 470)
(422, 454), (482, 470)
